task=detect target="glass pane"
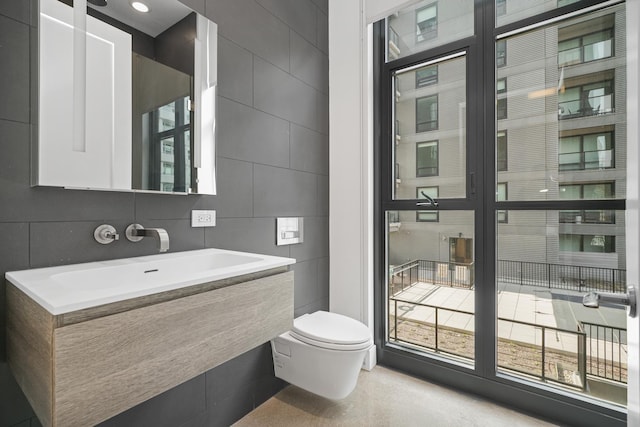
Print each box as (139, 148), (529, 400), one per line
(417, 187), (439, 222)
(158, 103), (176, 131)
(497, 210), (627, 406)
(416, 65), (438, 87)
(394, 55), (466, 200)
(185, 129), (191, 191)
(416, 96), (438, 132)
(497, 131), (508, 171)
(160, 136), (175, 190)
(386, 0), (474, 61)
(141, 95), (191, 193)
(387, 210), (475, 366)
(496, 5), (625, 201)
(498, 0), (580, 27)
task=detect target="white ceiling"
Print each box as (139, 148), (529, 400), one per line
(88, 0), (192, 38)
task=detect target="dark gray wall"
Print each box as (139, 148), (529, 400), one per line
(0, 0), (329, 425)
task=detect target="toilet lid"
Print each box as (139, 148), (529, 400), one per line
(291, 311), (372, 350)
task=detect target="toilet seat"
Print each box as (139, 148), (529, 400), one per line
(290, 311), (372, 351)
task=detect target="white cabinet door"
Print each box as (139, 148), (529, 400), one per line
(38, 0), (131, 190)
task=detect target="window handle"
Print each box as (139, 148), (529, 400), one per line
(470, 172), (476, 195)
(418, 191), (438, 207)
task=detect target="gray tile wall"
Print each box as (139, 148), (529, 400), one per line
(0, 0), (329, 425)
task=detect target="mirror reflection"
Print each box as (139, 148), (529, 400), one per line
(37, 0), (216, 194)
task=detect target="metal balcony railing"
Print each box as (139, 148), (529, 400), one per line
(389, 298), (588, 389)
(389, 260), (474, 295)
(579, 321), (628, 383)
(391, 258), (625, 294)
(497, 259), (626, 293)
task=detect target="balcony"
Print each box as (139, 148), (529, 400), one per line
(559, 148), (614, 170)
(558, 93), (613, 119)
(559, 209), (615, 224)
(388, 258), (628, 398)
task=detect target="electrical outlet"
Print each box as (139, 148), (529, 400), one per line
(191, 210), (216, 227)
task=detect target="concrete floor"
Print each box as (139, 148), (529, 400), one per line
(233, 366), (559, 427)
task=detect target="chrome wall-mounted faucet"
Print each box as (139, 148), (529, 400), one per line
(125, 224), (170, 253)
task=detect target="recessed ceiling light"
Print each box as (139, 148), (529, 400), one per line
(131, 1), (150, 13)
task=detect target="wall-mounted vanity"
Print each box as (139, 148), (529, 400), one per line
(6, 249), (295, 426)
(35, 0), (217, 194)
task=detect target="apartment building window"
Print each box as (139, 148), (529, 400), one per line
(558, 15), (614, 66)
(416, 141), (438, 177)
(497, 78), (507, 119)
(416, 4), (437, 42)
(560, 181), (614, 199)
(497, 131), (507, 171)
(558, 131), (614, 170)
(559, 181), (615, 223)
(496, 0), (506, 17)
(416, 65), (438, 88)
(559, 234), (615, 253)
(496, 39), (506, 67)
(558, 74), (614, 119)
(162, 162), (174, 175)
(162, 141), (173, 154)
(417, 186), (439, 222)
(497, 182), (508, 223)
(416, 95), (438, 132)
(558, 0), (581, 6)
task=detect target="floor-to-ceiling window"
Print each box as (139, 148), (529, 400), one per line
(376, 1), (628, 425)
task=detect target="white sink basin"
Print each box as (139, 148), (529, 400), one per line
(6, 248), (295, 315)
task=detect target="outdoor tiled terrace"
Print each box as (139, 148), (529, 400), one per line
(388, 278), (627, 403)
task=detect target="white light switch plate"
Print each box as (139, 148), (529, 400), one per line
(191, 210), (216, 227)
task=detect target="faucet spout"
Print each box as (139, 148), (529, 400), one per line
(137, 228), (170, 252)
(125, 224), (170, 252)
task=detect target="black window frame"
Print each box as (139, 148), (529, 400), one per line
(373, 2), (627, 425)
(146, 97), (191, 193)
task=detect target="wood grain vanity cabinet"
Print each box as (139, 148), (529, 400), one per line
(7, 268), (293, 427)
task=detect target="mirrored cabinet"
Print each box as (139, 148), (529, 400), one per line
(35, 0), (217, 194)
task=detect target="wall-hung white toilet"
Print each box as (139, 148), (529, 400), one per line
(271, 310), (373, 399)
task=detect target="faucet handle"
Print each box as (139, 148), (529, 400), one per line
(125, 223), (144, 242)
(94, 224), (120, 244)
